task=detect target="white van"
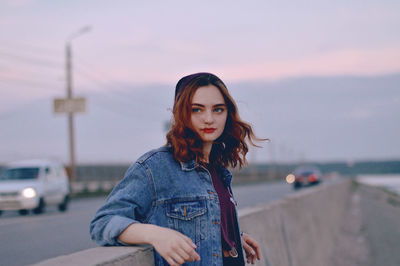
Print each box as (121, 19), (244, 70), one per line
(0, 159), (70, 216)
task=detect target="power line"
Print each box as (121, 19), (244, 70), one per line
(0, 67), (63, 84)
(73, 62), (161, 113)
(0, 50), (63, 70)
(74, 74), (168, 121)
(0, 41), (61, 56)
(0, 78), (63, 92)
(74, 60), (167, 108)
(66, 62), (156, 120)
(0, 45), (62, 64)
(74, 65), (141, 107)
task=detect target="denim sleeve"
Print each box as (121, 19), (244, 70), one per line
(89, 162), (154, 246)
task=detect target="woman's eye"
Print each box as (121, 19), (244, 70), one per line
(214, 108), (225, 113)
(192, 108), (201, 113)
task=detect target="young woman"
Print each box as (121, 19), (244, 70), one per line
(90, 73), (262, 265)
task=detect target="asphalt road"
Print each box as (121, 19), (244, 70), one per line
(0, 180), (294, 266)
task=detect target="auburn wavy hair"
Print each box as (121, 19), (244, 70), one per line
(166, 73), (264, 169)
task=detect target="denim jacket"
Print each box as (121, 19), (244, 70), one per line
(90, 146), (244, 265)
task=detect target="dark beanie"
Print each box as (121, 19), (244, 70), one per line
(174, 72), (222, 102)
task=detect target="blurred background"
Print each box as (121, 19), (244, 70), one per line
(0, 0), (400, 164)
(0, 0), (399, 177)
(1, 2), (400, 265)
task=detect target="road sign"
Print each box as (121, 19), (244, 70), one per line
(53, 98), (86, 114)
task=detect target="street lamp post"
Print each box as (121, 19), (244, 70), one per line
(65, 26), (91, 181)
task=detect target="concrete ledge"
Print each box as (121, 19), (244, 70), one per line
(32, 246), (154, 266)
(33, 180), (351, 266)
(238, 180), (350, 266)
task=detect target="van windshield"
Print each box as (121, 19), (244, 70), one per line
(0, 168), (40, 180)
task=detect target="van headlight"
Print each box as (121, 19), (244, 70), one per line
(22, 188), (37, 198)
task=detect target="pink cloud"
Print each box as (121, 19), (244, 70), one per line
(215, 46), (400, 82)
(74, 46), (400, 87)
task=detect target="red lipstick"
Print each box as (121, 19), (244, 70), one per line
(201, 128), (216, 133)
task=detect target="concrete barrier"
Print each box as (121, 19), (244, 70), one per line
(32, 246), (154, 266)
(33, 180), (351, 266)
(238, 180), (350, 266)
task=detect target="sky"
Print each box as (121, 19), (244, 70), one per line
(0, 1), (400, 165)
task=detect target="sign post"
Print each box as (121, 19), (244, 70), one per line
(54, 98), (86, 114)
(53, 41), (87, 181)
(55, 26), (90, 181)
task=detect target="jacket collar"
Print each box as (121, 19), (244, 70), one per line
(179, 159), (233, 187)
(219, 167), (233, 187)
(179, 160), (197, 171)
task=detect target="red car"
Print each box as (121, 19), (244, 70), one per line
(292, 166), (322, 189)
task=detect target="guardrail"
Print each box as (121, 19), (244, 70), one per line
(34, 180), (351, 266)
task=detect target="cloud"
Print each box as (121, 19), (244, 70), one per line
(79, 45), (400, 86)
(215, 46), (400, 82)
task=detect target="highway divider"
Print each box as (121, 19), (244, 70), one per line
(33, 180), (351, 266)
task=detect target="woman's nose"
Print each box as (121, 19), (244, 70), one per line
(203, 110), (214, 124)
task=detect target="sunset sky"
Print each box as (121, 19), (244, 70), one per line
(0, 1), (399, 164)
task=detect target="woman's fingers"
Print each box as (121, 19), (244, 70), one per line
(182, 234), (195, 246)
(245, 235), (261, 260)
(180, 241), (201, 261)
(242, 240), (256, 264)
(175, 241), (200, 262)
(151, 227), (200, 264)
(178, 233), (200, 261)
(166, 257), (177, 266)
(169, 251), (186, 265)
(166, 239), (199, 264)
(165, 243), (196, 266)
(242, 233), (261, 264)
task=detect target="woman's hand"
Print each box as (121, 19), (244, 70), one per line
(149, 226), (200, 266)
(242, 233), (261, 264)
(118, 223), (200, 266)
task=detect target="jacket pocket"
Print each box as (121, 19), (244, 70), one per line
(165, 198), (207, 247)
(166, 199), (207, 220)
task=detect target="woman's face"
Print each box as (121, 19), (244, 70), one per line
(190, 85), (228, 145)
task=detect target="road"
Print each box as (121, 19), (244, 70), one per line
(0, 180), (294, 266)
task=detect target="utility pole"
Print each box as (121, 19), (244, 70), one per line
(54, 26), (90, 181)
(66, 42), (76, 181)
